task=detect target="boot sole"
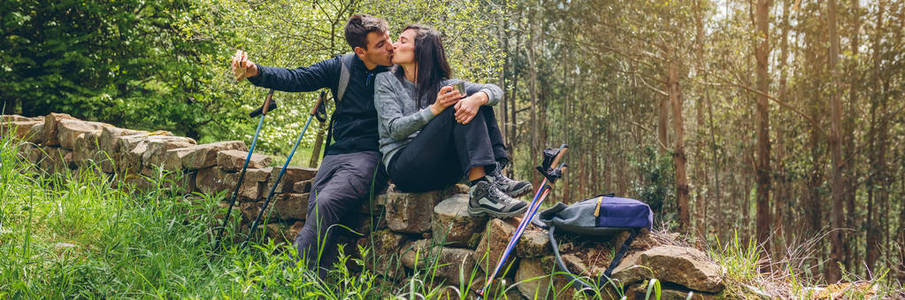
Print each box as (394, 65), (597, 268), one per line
(467, 204), (529, 218)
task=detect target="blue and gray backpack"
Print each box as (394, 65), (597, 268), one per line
(536, 193), (653, 291)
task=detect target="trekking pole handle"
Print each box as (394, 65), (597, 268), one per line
(249, 90), (277, 117)
(262, 90), (274, 115)
(309, 90), (326, 115)
(549, 145), (568, 169)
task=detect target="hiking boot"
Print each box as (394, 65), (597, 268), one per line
(467, 180), (528, 218)
(488, 163), (533, 198)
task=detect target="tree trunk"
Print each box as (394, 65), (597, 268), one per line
(773, 0), (791, 255)
(897, 159), (905, 282)
(507, 9), (523, 177)
(826, 0), (844, 282)
(658, 97), (669, 153)
(865, 0), (886, 274)
(807, 108), (826, 278)
(842, 0), (861, 274)
(308, 122), (327, 168)
(668, 60), (690, 234)
(693, 0), (708, 240)
(754, 0), (773, 252)
(528, 4), (539, 184)
(707, 82), (721, 241)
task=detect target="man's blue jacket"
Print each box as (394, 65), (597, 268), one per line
(248, 54), (389, 155)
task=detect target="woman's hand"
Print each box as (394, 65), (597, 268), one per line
(430, 85), (462, 115)
(231, 50), (259, 81)
(454, 92), (488, 124)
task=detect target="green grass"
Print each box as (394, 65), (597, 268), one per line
(708, 230), (905, 299)
(0, 127), (662, 299)
(0, 130), (368, 298)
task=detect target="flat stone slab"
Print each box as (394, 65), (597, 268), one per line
(431, 194), (487, 248)
(515, 228), (552, 258)
(142, 135), (196, 170)
(400, 239), (479, 286)
(271, 166), (317, 193)
(612, 245), (725, 293)
(57, 119), (109, 149)
(98, 127), (146, 172)
(515, 256), (577, 299)
(41, 113), (77, 146)
(180, 141), (248, 170)
(195, 167), (229, 196)
(220, 171), (266, 201)
(1, 120), (42, 141)
(117, 134), (194, 174)
(244, 167), (272, 183)
(217, 149), (271, 172)
(625, 283), (721, 300)
(358, 229), (409, 279)
(474, 218), (519, 275)
(293, 180), (312, 193)
(25, 123), (45, 144)
(271, 193), (308, 221)
(385, 187), (455, 234)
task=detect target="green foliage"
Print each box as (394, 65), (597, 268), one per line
(631, 146), (676, 229)
(201, 0), (505, 154)
(1, 0), (238, 138)
(1, 0), (506, 156)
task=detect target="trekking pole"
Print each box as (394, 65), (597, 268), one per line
(239, 91), (327, 251)
(213, 89), (277, 252)
(481, 144), (568, 297)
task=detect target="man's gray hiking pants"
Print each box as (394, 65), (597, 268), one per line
(292, 150), (386, 274)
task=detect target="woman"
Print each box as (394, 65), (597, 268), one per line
(374, 25), (532, 218)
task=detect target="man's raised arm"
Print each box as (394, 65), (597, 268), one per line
(231, 49), (339, 93)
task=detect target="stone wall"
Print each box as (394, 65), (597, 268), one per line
(3, 113), (315, 242)
(2, 113), (728, 299)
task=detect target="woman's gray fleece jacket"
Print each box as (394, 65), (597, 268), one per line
(374, 72), (504, 168)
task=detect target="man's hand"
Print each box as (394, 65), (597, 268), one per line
(231, 50), (259, 81)
(430, 85), (463, 115)
(454, 91), (488, 124)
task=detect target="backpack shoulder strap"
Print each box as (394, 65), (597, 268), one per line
(323, 53), (355, 156)
(336, 53), (356, 103)
(548, 225), (640, 294)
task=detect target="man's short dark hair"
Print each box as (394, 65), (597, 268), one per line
(345, 14), (388, 50)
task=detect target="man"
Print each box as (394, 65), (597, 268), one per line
(231, 14), (393, 274)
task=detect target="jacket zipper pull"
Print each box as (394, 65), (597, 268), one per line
(594, 196), (603, 217)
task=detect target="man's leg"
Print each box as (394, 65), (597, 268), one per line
(293, 151), (381, 275)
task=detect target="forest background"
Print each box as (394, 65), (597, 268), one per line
(2, 0), (903, 284)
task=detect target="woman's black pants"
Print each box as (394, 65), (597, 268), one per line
(387, 106), (508, 193)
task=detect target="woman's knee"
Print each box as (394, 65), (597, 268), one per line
(436, 106), (456, 119)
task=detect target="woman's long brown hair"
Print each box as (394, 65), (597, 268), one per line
(393, 25), (452, 109)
